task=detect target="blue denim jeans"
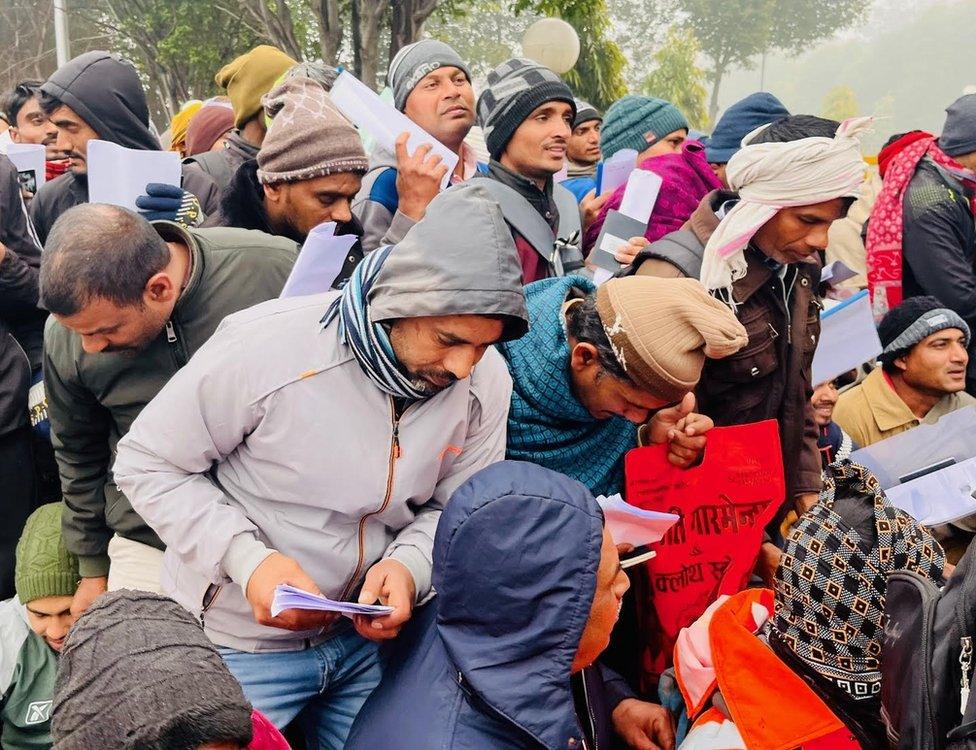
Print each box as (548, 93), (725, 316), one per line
(219, 628), (381, 750)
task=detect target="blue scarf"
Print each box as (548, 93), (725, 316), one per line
(498, 276), (636, 496)
(322, 246), (427, 400)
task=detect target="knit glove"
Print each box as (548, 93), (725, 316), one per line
(136, 183), (203, 226)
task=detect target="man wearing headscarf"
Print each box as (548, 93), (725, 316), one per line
(623, 114), (872, 541)
(867, 94), (976, 394)
(113, 183), (529, 749)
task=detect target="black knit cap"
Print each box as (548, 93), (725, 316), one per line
(52, 590), (254, 750)
(877, 295), (970, 367)
(476, 57), (576, 160)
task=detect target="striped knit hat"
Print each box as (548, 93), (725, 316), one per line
(15, 503), (79, 604)
(476, 58), (575, 160)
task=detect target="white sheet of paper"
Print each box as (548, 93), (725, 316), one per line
(87, 140), (181, 211)
(598, 233), (628, 258)
(810, 290), (881, 385)
(0, 129), (11, 150)
(618, 169), (663, 224)
(592, 268), (614, 286)
(597, 494), (680, 548)
(851, 405), (976, 490)
(820, 259), (858, 286)
(599, 149), (638, 195)
(885, 456), (976, 526)
(270, 584), (394, 619)
(330, 71), (458, 190)
(5, 143), (46, 189)
(280, 222), (357, 298)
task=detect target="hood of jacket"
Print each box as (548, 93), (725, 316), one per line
(433, 460), (604, 748)
(367, 181), (529, 341)
(41, 51), (160, 151)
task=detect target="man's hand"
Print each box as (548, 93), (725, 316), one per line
(71, 575), (107, 617)
(755, 542), (783, 587)
(794, 492), (819, 515)
(394, 132), (448, 221)
(353, 558), (416, 642)
(614, 236), (650, 265)
(580, 189), (612, 232)
(644, 393), (714, 468)
(612, 699), (675, 750)
(136, 183), (203, 227)
(245, 552), (339, 632)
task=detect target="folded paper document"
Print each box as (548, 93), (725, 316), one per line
(270, 584), (394, 618)
(596, 493), (679, 548)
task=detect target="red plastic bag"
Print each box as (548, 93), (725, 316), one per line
(624, 419), (785, 688)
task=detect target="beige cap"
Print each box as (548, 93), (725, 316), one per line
(595, 276), (748, 402)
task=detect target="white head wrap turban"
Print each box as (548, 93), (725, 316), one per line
(699, 116), (873, 296)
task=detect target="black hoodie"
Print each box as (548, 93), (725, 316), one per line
(29, 51), (220, 243)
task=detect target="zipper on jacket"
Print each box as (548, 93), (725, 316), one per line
(961, 636), (973, 717)
(165, 320), (177, 344)
(164, 319), (189, 368)
(338, 396), (401, 602)
(580, 670), (598, 750)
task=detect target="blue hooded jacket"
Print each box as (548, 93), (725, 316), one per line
(345, 460), (606, 749)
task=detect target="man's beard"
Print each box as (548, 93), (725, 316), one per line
(405, 367), (458, 396)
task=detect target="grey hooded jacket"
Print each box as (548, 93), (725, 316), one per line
(114, 182), (528, 652)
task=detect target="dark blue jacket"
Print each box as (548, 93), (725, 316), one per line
(345, 460), (612, 749)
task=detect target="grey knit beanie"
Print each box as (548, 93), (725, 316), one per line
(387, 39), (471, 111)
(939, 93), (976, 158)
(51, 590), (254, 750)
(877, 295), (971, 367)
(476, 57), (576, 160)
(573, 99), (601, 129)
(257, 77), (368, 185)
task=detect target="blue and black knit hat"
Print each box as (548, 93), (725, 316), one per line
(476, 58), (575, 160)
(877, 295), (970, 367)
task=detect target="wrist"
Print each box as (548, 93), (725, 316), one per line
(78, 553), (111, 578)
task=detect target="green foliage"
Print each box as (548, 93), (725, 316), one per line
(821, 84), (858, 121)
(513, 0), (627, 109)
(641, 28), (710, 130)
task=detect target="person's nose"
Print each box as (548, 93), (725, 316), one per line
(443, 347), (480, 380)
(951, 342), (969, 363)
(80, 335), (108, 354)
(808, 224), (830, 253)
(623, 407), (650, 425)
(331, 198), (353, 224)
(54, 129), (71, 154)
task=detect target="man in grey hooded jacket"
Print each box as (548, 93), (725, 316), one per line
(113, 181), (528, 750)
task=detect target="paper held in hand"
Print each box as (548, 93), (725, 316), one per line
(270, 584), (394, 618)
(330, 71), (458, 190)
(280, 221), (357, 298)
(5, 143), (46, 190)
(596, 493), (679, 548)
(810, 289), (882, 385)
(87, 140), (181, 211)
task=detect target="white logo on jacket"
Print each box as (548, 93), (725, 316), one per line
(25, 700), (52, 724)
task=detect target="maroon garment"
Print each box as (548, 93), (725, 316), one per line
(583, 140), (721, 252)
(514, 232), (550, 284)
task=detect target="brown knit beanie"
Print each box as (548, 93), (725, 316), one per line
(256, 77), (368, 185)
(595, 276), (748, 402)
(215, 44), (296, 128)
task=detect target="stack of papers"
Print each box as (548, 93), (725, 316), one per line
(270, 584), (394, 618)
(280, 221), (357, 297)
(87, 140), (181, 211)
(597, 494), (680, 548)
(596, 149), (637, 195)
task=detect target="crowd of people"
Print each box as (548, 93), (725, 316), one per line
(0, 35), (974, 750)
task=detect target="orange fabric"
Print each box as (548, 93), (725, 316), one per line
(704, 590), (857, 750)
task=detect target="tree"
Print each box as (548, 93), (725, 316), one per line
(641, 28), (710, 130)
(821, 84), (858, 121)
(513, 0), (627, 109)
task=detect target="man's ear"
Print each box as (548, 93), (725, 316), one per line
(569, 341), (600, 373)
(263, 182), (283, 205)
(893, 353), (910, 373)
(8, 127), (20, 143)
(144, 272), (177, 304)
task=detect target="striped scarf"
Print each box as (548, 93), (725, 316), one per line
(321, 246), (428, 400)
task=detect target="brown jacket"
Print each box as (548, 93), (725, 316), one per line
(626, 191), (823, 507)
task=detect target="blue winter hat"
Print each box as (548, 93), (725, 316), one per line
(704, 92), (790, 164)
(599, 95), (688, 159)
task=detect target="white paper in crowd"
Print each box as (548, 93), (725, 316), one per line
(280, 222), (357, 298)
(330, 71), (458, 190)
(5, 143), (46, 190)
(270, 584), (394, 619)
(592, 268), (614, 286)
(820, 260), (858, 287)
(810, 290), (882, 385)
(851, 405), (976, 489)
(598, 149), (638, 195)
(596, 493), (680, 548)
(884, 456), (976, 526)
(0, 129), (11, 151)
(618, 169), (663, 224)
(86, 140), (181, 211)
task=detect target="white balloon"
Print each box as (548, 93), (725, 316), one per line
(521, 18), (581, 75)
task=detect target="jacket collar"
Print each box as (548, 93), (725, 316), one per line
(152, 221), (204, 316)
(487, 159), (555, 220)
(861, 368), (919, 434)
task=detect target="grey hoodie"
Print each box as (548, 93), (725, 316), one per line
(114, 182), (527, 652)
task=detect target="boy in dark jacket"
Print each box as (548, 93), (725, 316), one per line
(29, 51), (220, 244)
(345, 461), (675, 750)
